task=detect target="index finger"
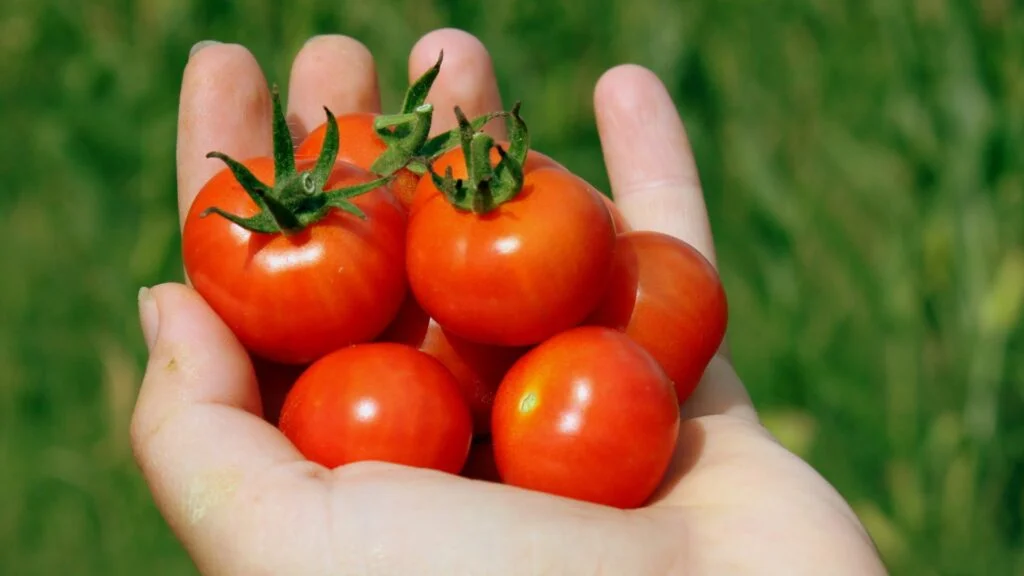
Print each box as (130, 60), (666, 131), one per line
(176, 42), (273, 225)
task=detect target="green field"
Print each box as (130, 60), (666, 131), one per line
(2, 0), (1022, 573)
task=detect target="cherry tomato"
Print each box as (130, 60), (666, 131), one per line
(378, 296), (527, 434)
(491, 326), (680, 509)
(587, 231), (728, 403)
(296, 113), (421, 209)
(182, 156), (407, 365)
(406, 139), (616, 347)
(278, 343), (473, 472)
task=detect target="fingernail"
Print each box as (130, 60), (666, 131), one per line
(138, 287), (160, 351)
(189, 40), (220, 58)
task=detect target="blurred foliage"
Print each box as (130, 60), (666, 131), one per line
(1, 0), (1023, 574)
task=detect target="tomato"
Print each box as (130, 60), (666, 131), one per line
(587, 231), (728, 404)
(183, 157), (406, 364)
(278, 343), (473, 472)
(378, 296), (527, 434)
(406, 109), (616, 347)
(296, 113), (421, 209)
(182, 94), (408, 365)
(491, 326), (680, 509)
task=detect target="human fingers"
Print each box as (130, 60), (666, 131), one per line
(594, 64), (717, 265)
(176, 42), (272, 226)
(408, 28), (506, 139)
(285, 34), (381, 142)
(130, 283), (313, 570)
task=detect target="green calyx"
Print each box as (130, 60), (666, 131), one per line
(201, 87), (389, 235)
(429, 101), (530, 214)
(367, 51), (507, 179)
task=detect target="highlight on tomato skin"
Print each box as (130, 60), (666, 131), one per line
(586, 231), (728, 405)
(377, 296), (528, 435)
(490, 326), (680, 509)
(278, 343), (474, 474)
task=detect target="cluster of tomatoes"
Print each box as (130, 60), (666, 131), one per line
(181, 56), (728, 509)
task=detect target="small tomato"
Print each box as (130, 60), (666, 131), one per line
(182, 92), (407, 365)
(279, 342), (473, 473)
(406, 106), (616, 347)
(491, 326), (680, 509)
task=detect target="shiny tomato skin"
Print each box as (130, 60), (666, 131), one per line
(296, 113), (420, 209)
(491, 326), (679, 509)
(378, 296), (527, 434)
(182, 157), (407, 365)
(278, 343), (473, 472)
(407, 153), (616, 347)
(587, 231), (728, 404)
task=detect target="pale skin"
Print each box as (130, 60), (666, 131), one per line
(132, 29), (889, 575)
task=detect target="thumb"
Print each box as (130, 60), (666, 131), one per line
(132, 282), (263, 446)
(130, 283), (303, 556)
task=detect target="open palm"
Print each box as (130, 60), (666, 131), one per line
(132, 29), (886, 575)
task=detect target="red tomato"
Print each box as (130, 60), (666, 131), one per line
(182, 157), (407, 365)
(278, 343), (473, 472)
(296, 114), (421, 209)
(587, 231), (727, 404)
(491, 326), (680, 509)
(378, 296), (527, 434)
(406, 147), (616, 347)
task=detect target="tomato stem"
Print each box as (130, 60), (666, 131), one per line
(369, 104), (434, 177)
(369, 52), (510, 179)
(199, 87), (390, 235)
(428, 102), (529, 214)
(400, 51), (443, 115)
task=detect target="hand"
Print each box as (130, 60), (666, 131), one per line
(132, 29), (887, 575)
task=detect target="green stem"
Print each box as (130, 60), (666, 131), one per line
(400, 51), (443, 114)
(271, 86), (296, 184)
(434, 103), (530, 214)
(369, 104), (434, 177)
(199, 85), (385, 235)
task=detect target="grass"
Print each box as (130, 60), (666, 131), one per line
(1, 0), (1022, 573)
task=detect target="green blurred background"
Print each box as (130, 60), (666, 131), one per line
(2, 0), (1022, 573)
